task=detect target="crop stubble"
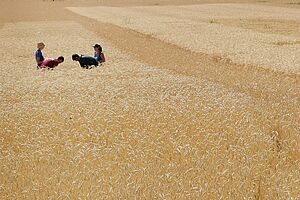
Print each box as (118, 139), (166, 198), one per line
(0, 2), (300, 200)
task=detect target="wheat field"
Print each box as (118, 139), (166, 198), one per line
(0, 0), (299, 199)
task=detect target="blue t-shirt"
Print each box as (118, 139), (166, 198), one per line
(94, 52), (101, 62)
(35, 50), (45, 62)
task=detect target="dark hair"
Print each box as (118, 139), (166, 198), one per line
(94, 44), (103, 52)
(58, 56), (64, 62)
(72, 54), (80, 61)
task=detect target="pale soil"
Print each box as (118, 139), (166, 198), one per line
(0, 0), (300, 199)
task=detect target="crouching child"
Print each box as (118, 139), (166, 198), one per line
(40, 56), (64, 70)
(72, 54), (99, 69)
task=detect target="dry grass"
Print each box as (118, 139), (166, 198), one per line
(0, 1), (300, 200)
(68, 4), (300, 74)
(215, 18), (300, 37)
(273, 40), (300, 46)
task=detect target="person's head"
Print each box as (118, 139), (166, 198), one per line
(93, 44), (102, 53)
(57, 56), (64, 63)
(37, 42), (45, 50)
(72, 54), (80, 61)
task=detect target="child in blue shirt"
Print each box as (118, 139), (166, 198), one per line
(93, 44), (105, 63)
(35, 42), (45, 68)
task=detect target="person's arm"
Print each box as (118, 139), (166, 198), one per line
(36, 56), (43, 65)
(94, 52), (99, 61)
(39, 64), (48, 71)
(79, 60), (85, 68)
(100, 53), (105, 63)
(40, 65), (49, 70)
(40, 60), (47, 68)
